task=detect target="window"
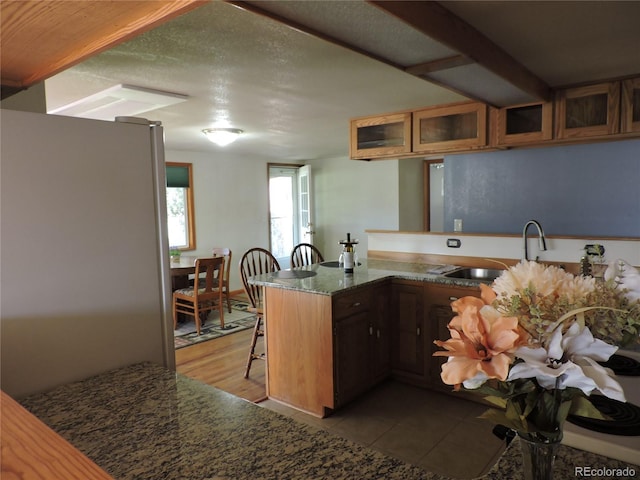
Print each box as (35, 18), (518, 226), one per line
(268, 164), (313, 268)
(269, 166), (298, 267)
(166, 162), (195, 250)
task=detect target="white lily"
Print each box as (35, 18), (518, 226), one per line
(507, 322), (626, 402)
(462, 371), (489, 390)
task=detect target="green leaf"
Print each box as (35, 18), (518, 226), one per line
(483, 396), (507, 408)
(569, 396), (607, 420)
(555, 400), (574, 426)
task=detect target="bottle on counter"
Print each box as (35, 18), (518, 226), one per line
(339, 232), (358, 274)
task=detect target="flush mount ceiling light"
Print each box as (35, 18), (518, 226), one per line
(48, 84), (188, 121)
(202, 128), (243, 147)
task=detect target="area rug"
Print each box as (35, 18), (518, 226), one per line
(174, 299), (256, 349)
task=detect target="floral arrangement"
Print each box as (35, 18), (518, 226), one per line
(433, 259), (640, 443)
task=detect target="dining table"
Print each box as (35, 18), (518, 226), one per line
(169, 255), (198, 290)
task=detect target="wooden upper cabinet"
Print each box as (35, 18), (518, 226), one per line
(555, 81), (621, 139)
(495, 101), (553, 146)
(413, 101), (487, 153)
(350, 112), (412, 160)
(622, 77), (640, 133)
(350, 77), (639, 161)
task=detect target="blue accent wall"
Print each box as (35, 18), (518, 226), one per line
(444, 139), (640, 237)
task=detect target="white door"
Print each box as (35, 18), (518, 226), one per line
(268, 164), (314, 268)
(298, 165), (314, 244)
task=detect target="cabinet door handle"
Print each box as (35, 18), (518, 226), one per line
(369, 326), (373, 336)
(417, 327), (421, 336)
(376, 329), (381, 339)
(351, 302), (361, 308)
(449, 296), (458, 301)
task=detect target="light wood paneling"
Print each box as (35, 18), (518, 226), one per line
(265, 288), (335, 417)
(1, 391), (115, 479)
(0, 0), (206, 90)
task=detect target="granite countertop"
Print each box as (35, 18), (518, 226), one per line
(18, 362), (636, 480)
(248, 258), (484, 296)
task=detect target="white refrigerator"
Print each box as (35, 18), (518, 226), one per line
(0, 109), (174, 398)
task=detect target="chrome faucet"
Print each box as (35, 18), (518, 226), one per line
(522, 220), (547, 261)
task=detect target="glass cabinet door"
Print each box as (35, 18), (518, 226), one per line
(622, 77), (640, 133)
(412, 102), (487, 153)
(350, 112), (412, 159)
(555, 82), (620, 139)
(496, 101), (553, 146)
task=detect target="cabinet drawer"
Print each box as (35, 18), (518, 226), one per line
(333, 289), (370, 318)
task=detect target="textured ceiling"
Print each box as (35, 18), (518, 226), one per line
(41, 0), (640, 160)
(44, 1), (463, 159)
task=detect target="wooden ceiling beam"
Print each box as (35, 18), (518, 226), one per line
(406, 54), (474, 76)
(368, 0), (552, 102)
(0, 0), (207, 90)
(228, 1), (406, 72)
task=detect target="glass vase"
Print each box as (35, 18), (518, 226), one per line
(517, 431), (562, 480)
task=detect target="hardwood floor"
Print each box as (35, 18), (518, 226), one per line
(175, 327), (267, 403)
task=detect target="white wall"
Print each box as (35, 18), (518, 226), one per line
(308, 155), (400, 261)
(368, 231), (640, 267)
(173, 150), (402, 284)
(166, 149), (299, 290)
(398, 157), (425, 231)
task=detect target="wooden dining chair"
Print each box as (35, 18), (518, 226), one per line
(212, 247), (233, 313)
(290, 242), (325, 268)
(173, 256), (225, 336)
(239, 247), (281, 378)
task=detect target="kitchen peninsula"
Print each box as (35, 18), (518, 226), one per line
(250, 259), (489, 418)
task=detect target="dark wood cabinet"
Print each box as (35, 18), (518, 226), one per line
(495, 101), (553, 146)
(334, 308), (372, 406)
(333, 282), (390, 407)
(622, 77), (640, 133)
(371, 283), (391, 382)
(555, 81), (620, 139)
(390, 280), (427, 385)
(425, 283), (482, 392)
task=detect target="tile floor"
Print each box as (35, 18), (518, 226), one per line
(258, 380), (507, 479)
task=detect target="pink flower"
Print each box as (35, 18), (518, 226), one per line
(434, 295), (524, 389)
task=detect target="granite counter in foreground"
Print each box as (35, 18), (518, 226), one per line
(18, 363), (637, 479)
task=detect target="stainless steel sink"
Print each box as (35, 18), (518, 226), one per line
(443, 267), (503, 281)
